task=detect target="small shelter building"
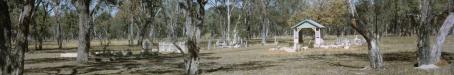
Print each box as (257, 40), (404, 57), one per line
(291, 20), (326, 50)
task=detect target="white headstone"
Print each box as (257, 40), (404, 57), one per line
(60, 53), (77, 57)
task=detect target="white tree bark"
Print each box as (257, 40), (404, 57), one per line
(181, 0), (206, 74)
(226, 0), (231, 44)
(347, 0), (384, 69)
(430, 13), (454, 64)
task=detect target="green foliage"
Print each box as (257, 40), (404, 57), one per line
(23, 0), (454, 42)
(60, 11), (78, 39)
(31, 6), (52, 40)
(288, 0), (348, 35)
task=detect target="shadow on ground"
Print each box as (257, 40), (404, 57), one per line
(25, 52), (225, 74)
(278, 52), (454, 69)
(203, 61), (277, 73)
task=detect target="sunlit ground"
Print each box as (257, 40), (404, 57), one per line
(24, 35), (454, 75)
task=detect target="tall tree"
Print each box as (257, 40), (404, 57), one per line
(32, 0), (52, 50)
(347, 0), (384, 69)
(180, 0), (207, 74)
(76, 0), (91, 63)
(417, 0), (434, 66)
(14, 0), (37, 74)
(127, 0), (140, 46)
(137, 0), (162, 46)
(428, 0), (454, 66)
(259, 0), (270, 45)
(51, 0), (63, 49)
(226, 0), (232, 44)
(0, 0), (13, 74)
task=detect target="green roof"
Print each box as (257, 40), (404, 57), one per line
(291, 20), (326, 29)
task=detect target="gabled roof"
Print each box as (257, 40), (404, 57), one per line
(291, 19), (326, 29)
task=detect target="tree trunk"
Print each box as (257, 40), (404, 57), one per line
(182, 1), (198, 74)
(138, 17), (151, 46)
(56, 9), (62, 49)
(367, 37), (384, 69)
(351, 18), (385, 69)
(37, 2), (48, 50)
(38, 39), (43, 50)
(417, 0), (434, 66)
(226, 0), (231, 44)
(57, 22), (63, 49)
(347, 0), (384, 69)
(76, 0), (91, 63)
(181, 0), (206, 74)
(0, 0), (13, 74)
(52, 2), (63, 49)
(430, 13), (454, 64)
(12, 0), (36, 74)
(260, 1), (269, 46)
(128, 16), (134, 46)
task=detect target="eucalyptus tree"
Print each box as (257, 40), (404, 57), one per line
(137, 0), (162, 46)
(0, 0), (13, 74)
(179, 0), (207, 74)
(422, 0), (454, 67)
(75, 0), (118, 63)
(259, 0), (270, 45)
(347, 0), (384, 69)
(50, 0), (64, 49)
(415, 0), (434, 66)
(14, 0), (37, 74)
(75, 0), (91, 63)
(32, 0), (53, 50)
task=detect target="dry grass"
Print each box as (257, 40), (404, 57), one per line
(24, 35), (454, 75)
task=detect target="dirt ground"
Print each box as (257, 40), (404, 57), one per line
(24, 36), (454, 75)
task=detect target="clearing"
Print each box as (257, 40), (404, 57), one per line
(25, 36), (454, 75)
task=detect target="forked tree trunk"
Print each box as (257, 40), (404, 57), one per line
(417, 0), (434, 66)
(351, 19), (384, 69)
(76, 0), (91, 63)
(138, 22), (150, 46)
(11, 0), (36, 74)
(16, 0), (36, 74)
(347, 0), (384, 69)
(0, 0), (13, 74)
(430, 13), (454, 64)
(182, 1), (198, 74)
(181, 0), (206, 74)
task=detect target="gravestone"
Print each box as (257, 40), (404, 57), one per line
(142, 40), (151, 55)
(60, 53), (77, 57)
(159, 42), (187, 53)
